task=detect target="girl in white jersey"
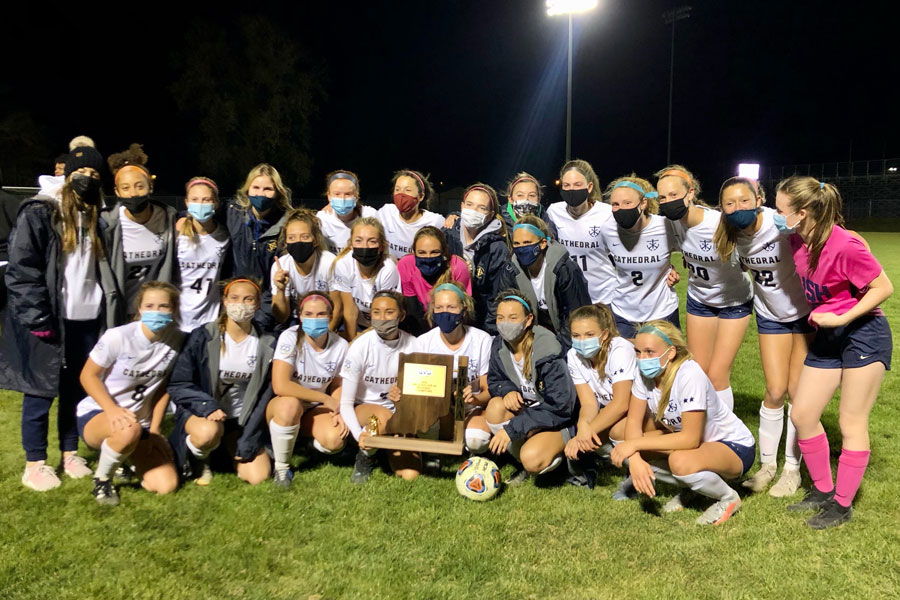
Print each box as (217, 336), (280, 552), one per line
(416, 283), (494, 454)
(610, 321), (755, 525)
(315, 170), (378, 253)
(331, 217), (401, 339)
(269, 292), (350, 487)
(545, 159), (617, 306)
(339, 291), (420, 483)
(77, 282), (184, 506)
(378, 169), (446, 260)
(270, 208), (340, 328)
(598, 175), (680, 339)
(714, 177), (813, 497)
(656, 165), (753, 411)
(176, 177), (231, 332)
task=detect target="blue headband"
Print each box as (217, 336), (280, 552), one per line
(501, 295), (532, 313)
(819, 181), (825, 190)
(513, 223), (550, 241)
(637, 324), (673, 346)
(645, 191), (659, 199)
(613, 181), (648, 197)
(434, 283), (466, 301)
(328, 172), (358, 188)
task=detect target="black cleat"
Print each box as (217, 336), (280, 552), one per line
(807, 498), (853, 530)
(92, 477), (120, 506)
(350, 449), (376, 484)
(787, 486), (834, 512)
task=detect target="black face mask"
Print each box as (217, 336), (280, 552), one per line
(119, 194), (150, 214)
(560, 188), (590, 207)
(287, 240), (316, 264)
(613, 206), (641, 229)
(71, 174), (101, 203)
(659, 197), (689, 221)
(352, 246), (381, 267)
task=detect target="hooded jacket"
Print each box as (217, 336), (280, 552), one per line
(225, 199), (288, 291)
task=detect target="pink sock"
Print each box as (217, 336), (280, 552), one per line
(797, 433), (834, 494)
(834, 449), (870, 508)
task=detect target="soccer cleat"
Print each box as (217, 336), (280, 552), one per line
(91, 478), (120, 506)
(22, 462), (62, 491)
(195, 463), (214, 486)
(742, 463), (777, 492)
(350, 450), (376, 484)
(696, 491), (741, 525)
(663, 492), (687, 513)
(115, 464), (137, 483)
(807, 498), (852, 530)
(505, 468), (531, 486)
(612, 475), (637, 501)
(62, 455), (93, 479)
(272, 468), (294, 488)
(769, 467), (802, 498)
(787, 486), (835, 512)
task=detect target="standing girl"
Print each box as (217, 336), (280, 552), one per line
(315, 170), (378, 253)
(776, 177), (892, 528)
(378, 169), (445, 260)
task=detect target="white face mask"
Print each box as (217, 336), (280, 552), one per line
(460, 208), (487, 229)
(224, 302), (256, 324)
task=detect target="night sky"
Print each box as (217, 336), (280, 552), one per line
(3, 0), (897, 202)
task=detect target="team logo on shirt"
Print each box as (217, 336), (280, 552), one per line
(699, 239), (712, 252)
(588, 226), (601, 237)
(343, 359), (352, 370)
(316, 280), (328, 291)
(154, 232), (167, 244)
(325, 361), (337, 373)
(763, 242), (776, 252)
(267, 240), (278, 253)
(279, 343), (293, 354)
(469, 358), (478, 373)
(247, 355), (257, 368)
(476, 266), (484, 279)
(217, 245), (228, 257)
(667, 399), (678, 413)
(646, 239), (659, 251)
(538, 381), (544, 393)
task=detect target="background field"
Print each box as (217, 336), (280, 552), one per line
(2, 233), (898, 600)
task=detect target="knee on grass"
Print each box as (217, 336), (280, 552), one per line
(142, 470), (178, 495)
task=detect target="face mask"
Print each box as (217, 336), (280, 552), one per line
(141, 310), (173, 332)
(433, 311), (462, 334)
(773, 211), (802, 235)
(249, 194), (276, 212)
(497, 320), (526, 343)
(70, 174), (101, 201)
(287, 240), (316, 264)
(572, 337), (601, 359)
(301, 317), (330, 338)
(725, 208), (759, 229)
(638, 348), (673, 378)
(460, 208), (487, 229)
(560, 188), (590, 207)
(393, 193), (418, 213)
(120, 194), (150, 215)
(372, 317), (400, 339)
(512, 201), (541, 218)
(659, 197), (688, 221)
(224, 302), (256, 324)
(187, 202), (216, 223)
(514, 242), (543, 267)
(613, 206), (642, 229)
(330, 196), (357, 216)
(352, 246), (381, 268)
(415, 255), (445, 278)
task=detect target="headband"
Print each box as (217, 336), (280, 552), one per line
(299, 294), (333, 311)
(328, 172), (358, 188)
(661, 169), (693, 187)
(463, 185), (495, 210)
(612, 181), (649, 197)
(637, 324), (673, 347)
(819, 181), (825, 190)
(185, 177), (219, 195)
(223, 278), (261, 298)
(508, 175), (540, 197)
(114, 164), (151, 185)
(501, 295), (532, 313)
(406, 171), (426, 197)
(434, 283), (466, 301)
(513, 223), (550, 241)
(645, 191), (659, 199)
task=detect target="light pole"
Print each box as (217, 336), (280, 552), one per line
(547, 0), (599, 162)
(663, 5), (691, 165)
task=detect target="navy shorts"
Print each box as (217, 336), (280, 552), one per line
(755, 313), (815, 335)
(805, 314), (892, 370)
(686, 295), (753, 320)
(77, 409), (150, 442)
(614, 307), (681, 340)
(721, 440), (756, 477)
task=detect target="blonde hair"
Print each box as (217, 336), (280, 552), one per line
(413, 226), (455, 287)
(216, 277), (261, 354)
(635, 320), (691, 422)
(425, 281), (475, 328)
(712, 177), (765, 262)
(133, 281), (181, 325)
(68, 135), (95, 151)
(495, 289), (536, 380)
(569, 304), (619, 380)
(330, 216), (388, 276)
(277, 208), (328, 259)
(234, 163), (292, 212)
(605, 174), (658, 215)
(559, 159), (603, 204)
(178, 177), (220, 243)
(514, 214), (551, 238)
(57, 178), (105, 259)
(775, 176), (844, 273)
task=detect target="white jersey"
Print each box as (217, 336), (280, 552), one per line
(271, 251), (336, 310)
(511, 356), (539, 407)
(531, 261), (548, 309)
(416, 326), (492, 395)
(317, 205), (378, 253)
(177, 225), (230, 332)
(274, 327), (348, 394)
(60, 224), (102, 320)
(671, 207), (753, 308)
(377, 204), (446, 259)
(76, 322), (183, 428)
(120, 205), (168, 311)
(735, 207), (810, 322)
(340, 329), (419, 409)
(218, 332), (259, 419)
(546, 201), (617, 305)
(331, 253), (401, 327)
(567, 336), (636, 408)
(632, 360), (754, 446)
(598, 214), (679, 322)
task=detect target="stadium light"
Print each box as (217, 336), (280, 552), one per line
(738, 163), (760, 180)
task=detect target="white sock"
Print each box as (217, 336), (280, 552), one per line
(758, 403), (784, 465)
(312, 438), (343, 455)
(784, 404), (801, 468)
(538, 455), (563, 475)
(716, 387), (734, 411)
(465, 429), (491, 455)
(673, 470), (736, 501)
(95, 440), (125, 481)
(269, 422), (300, 472)
(649, 462), (679, 486)
(186, 435), (215, 460)
(487, 420), (509, 436)
(609, 436), (623, 446)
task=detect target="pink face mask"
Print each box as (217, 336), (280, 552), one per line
(393, 193), (418, 213)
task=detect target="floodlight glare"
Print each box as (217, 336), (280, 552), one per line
(546, 0), (599, 17)
(738, 163), (760, 180)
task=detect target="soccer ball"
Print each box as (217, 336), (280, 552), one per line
(455, 456), (502, 501)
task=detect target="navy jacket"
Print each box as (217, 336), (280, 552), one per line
(225, 200), (288, 291)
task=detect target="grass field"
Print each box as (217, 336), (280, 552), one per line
(2, 233), (899, 600)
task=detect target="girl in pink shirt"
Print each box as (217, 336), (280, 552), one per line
(775, 176), (893, 529)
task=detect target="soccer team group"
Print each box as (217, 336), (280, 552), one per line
(0, 136), (891, 530)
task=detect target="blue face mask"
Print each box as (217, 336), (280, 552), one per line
(638, 348), (672, 378)
(415, 255), (445, 278)
(433, 311), (462, 334)
(724, 208), (759, 229)
(301, 317), (330, 339)
(141, 310), (174, 332)
(330, 196), (357, 216)
(773, 211), (802, 235)
(249, 195), (275, 212)
(187, 202), (216, 223)
(572, 337), (601, 359)
(514, 242), (543, 267)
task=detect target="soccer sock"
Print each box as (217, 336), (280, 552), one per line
(716, 387), (734, 411)
(269, 422), (300, 472)
(186, 435), (215, 460)
(487, 420), (509, 436)
(784, 404), (801, 469)
(797, 433), (834, 494)
(95, 440), (125, 481)
(538, 455), (563, 475)
(758, 403), (784, 465)
(834, 449), (870, 508)
(609, 436), (623, 446)
(648, 462), (679, 486)
(312, 438), (343, 455)
(673, 471), (736, 501)
(465, 429), (491, 454)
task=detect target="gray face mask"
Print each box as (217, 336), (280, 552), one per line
(372, 318), (400, 340)
(497, 321), (526, 342)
